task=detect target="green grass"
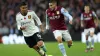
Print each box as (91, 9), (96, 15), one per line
(0, 41), (100, 56)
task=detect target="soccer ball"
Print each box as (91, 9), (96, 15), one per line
(47, 55), (53, 56)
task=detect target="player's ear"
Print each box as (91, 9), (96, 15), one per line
(20, 7), (21, 10)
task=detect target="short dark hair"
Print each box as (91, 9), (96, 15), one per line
(49, 0), (60, 5)
(49, 0), (57, 3)
(19, 2), (27, 7)
(84, 4), (90, 7)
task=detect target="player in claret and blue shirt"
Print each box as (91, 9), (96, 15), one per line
(81, 5), (98, 52)
(46, 0), (73, 56)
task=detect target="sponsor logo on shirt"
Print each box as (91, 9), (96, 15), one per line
(84, 18), (91, 20)
(49, 15), (60, 20)
(21, 21), (31, 26)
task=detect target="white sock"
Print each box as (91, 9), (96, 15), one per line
(86, 40), (89, 48)
(91, 36), (94, 48)
(38, 49), (45, 56)
(58, 43), (67, 56)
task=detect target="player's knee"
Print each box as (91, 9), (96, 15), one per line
(68, 40), (72, 45)
(90, 32), (94, 37)
(86, 35), (88, 40)
(37, 41), (43, 47)
(56, 36), (62, 43)
(33, 45), (39, 50)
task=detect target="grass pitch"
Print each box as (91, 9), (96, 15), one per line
(0, 41), (100, 56)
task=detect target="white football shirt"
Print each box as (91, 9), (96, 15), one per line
(16, 10), (42, 37)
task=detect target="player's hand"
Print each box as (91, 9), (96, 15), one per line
(20, 26), (26, 30)
(95, 23), (98, 28)
(69, 20), (73, 25)
(40, 29), (46, 35)
(81, 23), (84, 28)
(41, 29), (44, 33)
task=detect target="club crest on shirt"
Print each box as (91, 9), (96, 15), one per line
(28, 15), (31, 19)
(89, 14), (92, 16)
(56, 11), (59, 14)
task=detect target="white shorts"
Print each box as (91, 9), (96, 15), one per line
(84, 28), (95, 35)
(53, 30), (72, 41)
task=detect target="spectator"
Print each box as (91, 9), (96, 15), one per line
(0, 0), (99, 35)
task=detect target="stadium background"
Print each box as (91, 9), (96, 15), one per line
(0, 0), (100, 43)
(0, 0), (100, 56)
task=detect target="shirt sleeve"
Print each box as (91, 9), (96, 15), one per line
(92, 11), (98, 18)
(32, 11), (42, 25)
(61, 8), (73, 21)
(46, 10), (49, 26)
(81, 14), (83, 20)
(16, 15), (21, 30)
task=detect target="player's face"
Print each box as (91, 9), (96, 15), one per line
(84, 6), (90, 12)
(20, 5), (28, 14)
(49, 2), (56, 10)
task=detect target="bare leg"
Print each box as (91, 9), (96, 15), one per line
(56, 36), (67, 56)
(67, 40), (73, 48)
(85, 35), (90, 52)
(33, 41), (47, 56)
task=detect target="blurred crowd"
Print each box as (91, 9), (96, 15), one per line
(0, 0), (100, 35)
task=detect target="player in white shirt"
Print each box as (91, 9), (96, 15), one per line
(16, 2), (47, 56)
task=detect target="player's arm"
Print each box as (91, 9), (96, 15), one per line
(32, 11), (43, 32)
(80, 14), (84, 27)
(92, 11), (99, 20)
(16, 15), (26, 30)
(45, 10), (49, 30)
(61, 8), (73, 24)
(92, 11), (99, 27)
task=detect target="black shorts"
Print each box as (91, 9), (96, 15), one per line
(24, 32), (43, 48)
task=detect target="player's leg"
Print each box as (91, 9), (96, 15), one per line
(24, 33), (47, 56)
(53, 30), (67, 56)
(35, 41), (47, 56)
(35, 33), (47, 56)
(84, 29), (90, 52)
(41, 42), (47, 52)
(85, 34), (90, 52)
(37, 33), (47, 52)
(33, 45), (46, 56)
(62, 30), (73, 48)
(89, 28), (95, 51)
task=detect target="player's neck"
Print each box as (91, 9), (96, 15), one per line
(55, 6), (57, 10)
(85, 11), (90, 13)
(20, 12), (28, 16)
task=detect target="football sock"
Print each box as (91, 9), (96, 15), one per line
(91, 37), (94, 48)
(86, 40), (89, 48)
(58, 43), (67, 56)
(41, 42), (47, 52)
(38, 49), (45, 56)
